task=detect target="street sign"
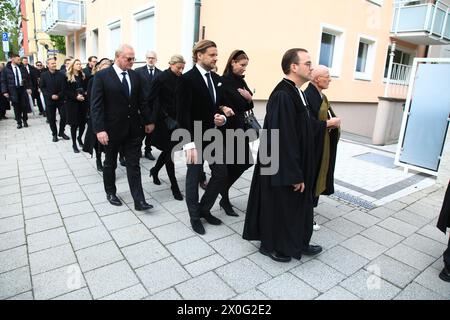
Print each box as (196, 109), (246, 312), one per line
(47, 49), (60, 53)
(2, 32), (9, 53)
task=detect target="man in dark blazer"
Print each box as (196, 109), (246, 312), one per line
(91, 44), (153, 211)
(1, 53), (32, 129)
(176, 40), (233, 235)
(40, 57), (69, 142)
(21, 56), (44, 116)
(83, 56), (98, 81)
(135, 50), (162, 161)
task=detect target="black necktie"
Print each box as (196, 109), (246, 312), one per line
(148, 68), (154, 82)
(15, 67), (20, 87)
(205, 72), (215, 103)
(121, 71), (129, 98)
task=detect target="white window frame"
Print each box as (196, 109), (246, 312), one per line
(108, 19), (121, 59)
(317, 23), (346, 78)
(79, 33), (87, 64)
(354, 34), (378, 81)
(367, 0), (383, 6)
(133, 5), (156, 61)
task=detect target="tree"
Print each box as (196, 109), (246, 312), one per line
(0, 0), (21, 61)
(50, 35), (66, 54)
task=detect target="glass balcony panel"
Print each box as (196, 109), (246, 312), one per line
(395, 5), (430, 32)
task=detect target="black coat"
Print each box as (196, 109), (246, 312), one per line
(147, 68), (180, 151)
(221, 73), (254, 130)
(64, 74), (88, 126)
(39, 70), (66, 107)
(83, 66), (93, 81)
(90, 66), (150, 142)
(437, 182), (450, 233)
(135, 65), (162, 99)
(243, 78), (316, 257)
(175, 65), (225, 149)
(1, 62), (31, 104)
(304, 83), (339, 197)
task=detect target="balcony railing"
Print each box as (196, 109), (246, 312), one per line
(42, 0), (86, 36)
(391, 0), (450, 45)
(384, 63), (412, 99)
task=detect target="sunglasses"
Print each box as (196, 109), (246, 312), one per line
(126, 57), (136, 62)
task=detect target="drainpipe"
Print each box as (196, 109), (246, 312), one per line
(194, 0), (201, 43)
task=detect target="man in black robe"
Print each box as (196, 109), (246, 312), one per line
(305, 65), (341, 231)
(243, 48), (323, 262)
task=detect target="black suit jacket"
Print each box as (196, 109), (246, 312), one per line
(176, 66), (224, 146)
(135, 65), (162, 99)
(1, 62), (31, 104)
(39, 70), (66, 106)
(90, 66), (150, 142)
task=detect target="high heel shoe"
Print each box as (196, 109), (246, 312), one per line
(171, 186), (183, 201)
(77, 136), (84, 147)
(219, 199), (238, 217)
(73, 145), (80, 153)
(149, 168), (161, 185)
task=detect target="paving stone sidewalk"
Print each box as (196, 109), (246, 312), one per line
(0, 111), (449, 300)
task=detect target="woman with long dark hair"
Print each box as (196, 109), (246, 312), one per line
(219, 50), (255, 216)
(148, 54), (186, 201)
(65, 59), (88, 153)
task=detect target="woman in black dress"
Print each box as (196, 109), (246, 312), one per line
(65, 59), (88, 153)
(85, 58), (112, 170)
(219, 50), (255, 216)
(148, 54), (186, 201)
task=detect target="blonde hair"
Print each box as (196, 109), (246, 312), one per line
(169, 54), (186, 65)
(192, 40), (216, 63)
(66, 59), (85, 83)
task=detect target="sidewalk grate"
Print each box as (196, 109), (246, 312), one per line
(331, 191), (377, 211)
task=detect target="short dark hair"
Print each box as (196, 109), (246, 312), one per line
(281, 48), (308, 75)
(192, 40), (217, 63)
(64, 58), (72, 63)
(88, 56), (98, 62)
(9, 53), (19, 59)
(20, 56), (29, 62)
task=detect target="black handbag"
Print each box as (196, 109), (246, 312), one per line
(162, 109), (178, 131)
(244, 109), (261, 139)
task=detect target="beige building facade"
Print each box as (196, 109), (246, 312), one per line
(41, 0), (450, 142)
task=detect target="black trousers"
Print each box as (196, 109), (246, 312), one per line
(12, 88), (28, 125)
(153, 150), (179, 188)
(444, 236), (450, 268)
(220, 163), (252, 201)
(103, 135), (145, 203)
(186, 157), (227, 220)
(47, 103), (66, 136)
(35, 92), (44, 114)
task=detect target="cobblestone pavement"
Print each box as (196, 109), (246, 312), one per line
(0, 110), (449, 300)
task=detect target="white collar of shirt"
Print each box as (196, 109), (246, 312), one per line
(147, 65), (155, 71)
(296, 86), (308, 106)
(196, 63), (216, 103)
(113, 64), (131, 95)
(12, 64), (23, 85)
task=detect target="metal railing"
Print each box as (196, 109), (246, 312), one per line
(42, 0), (86, 33)
(384, 63), (413, 98)
(392, 0), (450, 42)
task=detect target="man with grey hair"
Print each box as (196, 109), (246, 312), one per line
(136, 50), (162, 161)
(90, 44), (154, 211)
(305, 65), (341, 231)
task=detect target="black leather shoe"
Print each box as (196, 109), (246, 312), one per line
(219, 199), (238, 217)
(149, 168), (161, 185)
(96, 159), (103, 172)
(58, 133), (70, 140)
(73, 145), (80, 153)
(52, 135), (58, 142)
(23, 121), (28, 127)
(145, 152), (155, 161)
(200, 211), (222, 225)
(302, 245), (323, 256)
(107, 194), (122, 206)
(259, 245), (291, 263)
(191, 219), (205, 235)
(439, 266), (450, 282)
(17, 124), (22, 129)
(135, 201), (153, 211)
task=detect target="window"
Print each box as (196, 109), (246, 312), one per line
(384, 46), (413, 78)
(91, 29), (99, 57)
(79, 34), (87, 63)
(108, 21), (121, 59)
(354, 36), (377, 81)
(134, 8), (155, 60)
(318, 24), (345, 77)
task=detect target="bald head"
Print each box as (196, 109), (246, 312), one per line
(311, 65), (331, 91)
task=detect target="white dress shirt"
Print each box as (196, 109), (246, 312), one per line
(113, 64), (131, 96)
(12, 63), (23, 87)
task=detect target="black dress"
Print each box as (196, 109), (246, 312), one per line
(148, 68), (180, 152)
(221, 73), (255, 171)
(65, 74), (88, 126)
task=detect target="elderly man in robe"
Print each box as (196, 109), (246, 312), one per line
(305, 65), (341, 231)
